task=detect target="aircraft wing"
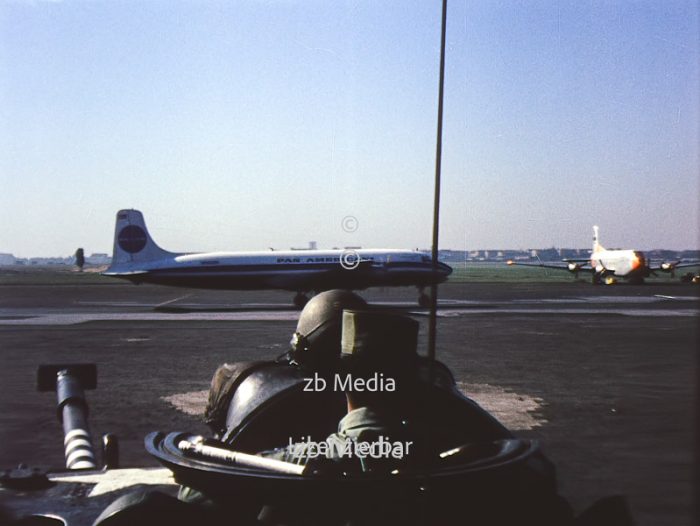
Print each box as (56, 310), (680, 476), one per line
(102, 269), (149, 276)
(506, 260), (589, 271)
(648, 261), (700, 272)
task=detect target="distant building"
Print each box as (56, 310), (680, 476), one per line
(0, 253), (16, 265)
(28, 257), (71, 265)
(291, 242), (320, 251)
(560, 248), (588, 259)
(533, 248), (559, 261)
(86, 253), (111, 265)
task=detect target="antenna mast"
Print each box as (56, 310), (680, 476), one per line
(428, 0), (448, 362)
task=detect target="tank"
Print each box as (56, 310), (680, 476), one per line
(0, 360), (579, 526)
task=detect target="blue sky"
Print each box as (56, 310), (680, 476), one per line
(1, 0), (698, 257)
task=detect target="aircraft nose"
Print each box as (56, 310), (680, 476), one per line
(631, 251), (644, 271)
(439, 262), (453, 276)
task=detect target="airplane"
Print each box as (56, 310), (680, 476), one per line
(506, 225), (700, 285)
(103, 209), (453, 306)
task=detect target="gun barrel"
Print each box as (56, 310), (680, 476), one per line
(178, 438), (305, 475)
(57, 369), (97, 469)
(38, 364), (98, 470)
(56, 369), (97, 469)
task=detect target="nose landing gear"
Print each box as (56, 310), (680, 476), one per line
(418, 289), (430, 308)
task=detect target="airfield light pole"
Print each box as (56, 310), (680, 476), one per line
(428, 0), (448, 363)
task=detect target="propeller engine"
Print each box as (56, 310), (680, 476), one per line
(567, 262), (582, 278)
(660, 261), (680, 278)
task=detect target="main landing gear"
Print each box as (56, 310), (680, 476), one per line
(418, 288), (430, 308)
(592, 272), (619, 285)
(293, 293), (309, 308)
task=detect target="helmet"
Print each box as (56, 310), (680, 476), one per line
(289, 290), (367, 370)
(340, 309), (419, 378)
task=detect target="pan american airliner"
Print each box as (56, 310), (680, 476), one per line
(507, 226), (699, 284)
(103, 209), (452, 306)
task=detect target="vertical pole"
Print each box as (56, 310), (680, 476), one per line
(428, 0), (448, 363)
(422, 4), (450, 522)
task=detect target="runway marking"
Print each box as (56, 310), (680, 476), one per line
(67, 296), (698, 310)
(75, 301), (161, 307)
(438, 308), (698, 317)
(653, 294), (698, 301)
(0, 307), (697, 325)
(575, 296), (672, 304)
(155, 294), (193, 309)
(161, 385), (547, 431)
(0, 312), (301, 325)
(239, 303), (300, 307)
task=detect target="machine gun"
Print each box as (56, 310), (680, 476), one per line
(0, 364), (361, 525)
(0, 364), (173, 526)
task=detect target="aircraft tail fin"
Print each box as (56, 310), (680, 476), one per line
(107, 209), (176, 270)
(592, 225), (605, 253)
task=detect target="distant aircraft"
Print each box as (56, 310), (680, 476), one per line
(506, 226), (699, 284)
(103, 209), (452, 306)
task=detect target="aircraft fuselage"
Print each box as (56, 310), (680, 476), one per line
(107, 249), (452, 291)
(591, 249), (647, 278)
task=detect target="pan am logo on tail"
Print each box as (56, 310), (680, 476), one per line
(107, 209), (178, 267)
(118, 226), (148, 254)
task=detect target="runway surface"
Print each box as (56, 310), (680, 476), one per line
(0, 279), (697, 525)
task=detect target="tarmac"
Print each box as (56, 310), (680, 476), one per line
(0, 278), (697, 525)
